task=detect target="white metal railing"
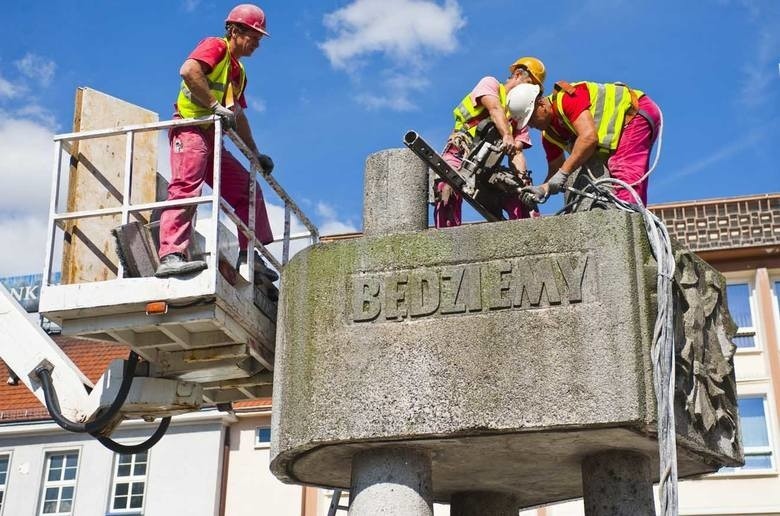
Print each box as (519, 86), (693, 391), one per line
(43, 115), (319, 287)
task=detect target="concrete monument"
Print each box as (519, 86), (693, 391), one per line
(270, 149), (742, 515)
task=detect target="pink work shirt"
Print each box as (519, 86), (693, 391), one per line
(470, 76), (532, 149)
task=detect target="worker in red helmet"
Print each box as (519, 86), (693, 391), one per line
(432, 57), (546, 227)
(156, 4), (278, 281)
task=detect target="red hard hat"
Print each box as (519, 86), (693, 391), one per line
(226, 4), (269, 36)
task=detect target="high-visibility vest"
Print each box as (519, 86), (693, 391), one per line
(453, 82), (511, 137)
(542, 81), (644, 157)
(177, 38), (246, 119)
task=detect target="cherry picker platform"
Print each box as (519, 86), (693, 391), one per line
(0, 88), (318, 452)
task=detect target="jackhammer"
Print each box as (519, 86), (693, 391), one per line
(404, 120), (537, 222)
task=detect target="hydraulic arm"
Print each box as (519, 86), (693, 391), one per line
(0, 285), (201, 452)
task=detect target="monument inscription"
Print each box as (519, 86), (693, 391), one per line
(351, 253), (591, 323)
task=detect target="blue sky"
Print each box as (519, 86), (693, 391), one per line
(0, 0), (778, 276)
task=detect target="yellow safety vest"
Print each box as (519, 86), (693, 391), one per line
(542, 81), (644, 157)
(177, 38), (246, 119)
(453, 82), (511, 137)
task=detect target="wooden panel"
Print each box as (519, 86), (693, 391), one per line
(62, 88), (159, 284)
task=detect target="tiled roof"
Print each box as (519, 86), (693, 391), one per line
(0, 336), (129, 422)
(233, 398), (272, 411)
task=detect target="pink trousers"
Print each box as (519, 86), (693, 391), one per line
(433, 144), (531, 227)
(158, 125), (274, 259)
(607, 95), (661, 206)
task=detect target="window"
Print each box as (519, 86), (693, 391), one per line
(109, 452), (147, 514)
(255, 426), (271, 447)
(0, 454), (9, 513)
(726, 283), (757, 348)
(39, 451), (78, 515)
(775, 280), (780, 318)
(720, 396), (774, 473)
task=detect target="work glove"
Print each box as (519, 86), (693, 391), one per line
(209, 101), (236, 130)
(257, 153), (274, 174)
(520, 185), (547, 208)
(546, 170), (570, 195)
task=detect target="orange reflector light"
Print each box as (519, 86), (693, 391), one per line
(145, 301), (168, 315)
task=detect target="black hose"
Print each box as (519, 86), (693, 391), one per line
(91, 417), (172, 454)
(34, 351), (140, 434)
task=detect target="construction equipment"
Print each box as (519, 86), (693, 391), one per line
(0, 89), (317, 452)
(404, 120), (536, 222)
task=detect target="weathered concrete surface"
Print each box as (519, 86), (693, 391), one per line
(582, 450), (654, 516)
(363, 148), (428, 237)
(270, 207), (742, 506)
(451, 491), (519, 516)
(349, 447), (432, 516)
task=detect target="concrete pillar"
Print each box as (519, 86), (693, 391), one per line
(349, 447), (433, 516)
(451, 491), (520, 516)
(363, 148), (428, 237)
(582, 450), (655, 516)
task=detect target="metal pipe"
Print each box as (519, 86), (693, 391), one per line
(50, 196), (216, 222)
(219, 200), (282, 271)
(211, 119), (223, 290)
(283, 204), (291, 265)
(53, 116), (216, 142)
(43, 141), (63, 286)
(225, 128), (319, 241)
(118, 131), (135, 279)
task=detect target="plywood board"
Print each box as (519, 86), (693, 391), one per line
(62, 88), (159, 284)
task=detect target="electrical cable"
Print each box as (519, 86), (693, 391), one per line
(91, 417), (172, 454)
(35, 351), (139, 434)
(34, 352), (174, 454)
(565, 177), (679, 516)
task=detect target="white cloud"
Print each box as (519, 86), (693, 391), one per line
(0, 116), (56, 215)
(0, 215), (48, 277)
(0, 75), (20, 99)
(320, 0), (465, 111)
(249, 98), (267, 113)
(320, 0), (464, 70)
(315, 201), (359, 236)
(356, 71), (429, 111)
(740, 28), (779, 107)
(726, 1), (780, 108)
(182, 0), (201, 13)
(657, 129), (766, 186)
(14, 54), (56, 87)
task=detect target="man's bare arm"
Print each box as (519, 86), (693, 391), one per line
(180, 59), (216, 108)
(560, 110), (598, 173)
(481, 95), (517, 152)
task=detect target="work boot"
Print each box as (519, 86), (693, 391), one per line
(236, 250), (279, 283)
(155, 253), (207, 278)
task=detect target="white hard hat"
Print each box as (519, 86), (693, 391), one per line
(507, 83), (541, 128)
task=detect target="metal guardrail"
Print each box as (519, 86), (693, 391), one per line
(43, 115), (318, 285)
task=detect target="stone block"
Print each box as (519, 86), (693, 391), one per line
(270, 209), (742, 506)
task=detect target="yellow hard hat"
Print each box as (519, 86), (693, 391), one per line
(509, 56), (547, 86)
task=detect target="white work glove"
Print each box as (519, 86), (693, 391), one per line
(256, 153), (274, 174)
(546, 170), (570, 195)
(209, 100), (236, 130)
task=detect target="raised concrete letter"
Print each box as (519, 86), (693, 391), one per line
(409, 270), (440, 317)
(353, 277), (381, 322)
